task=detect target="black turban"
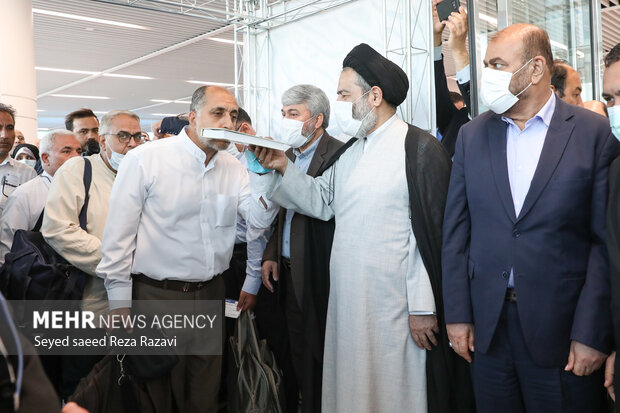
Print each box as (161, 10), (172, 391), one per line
(342, 43), (409, 106)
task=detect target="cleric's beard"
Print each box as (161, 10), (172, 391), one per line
(353, 97), (378, 138)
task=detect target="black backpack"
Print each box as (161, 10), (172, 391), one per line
(0, 158), (92, 302)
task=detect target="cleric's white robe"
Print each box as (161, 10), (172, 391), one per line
(267, 115), (435, 413)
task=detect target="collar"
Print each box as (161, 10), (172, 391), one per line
(41, 171), (53, 183)
(178, 127), (219, 169)
(293, 133), (324, 158)
(502, 90), (556, 128)
(0, 157), (14, 167)
(366, 113), (399, 142)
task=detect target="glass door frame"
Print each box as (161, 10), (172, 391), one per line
(467, 0), (603, 117)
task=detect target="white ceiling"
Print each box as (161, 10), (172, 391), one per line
(34, 0), (239, 131)
(33, 0), (620, 131)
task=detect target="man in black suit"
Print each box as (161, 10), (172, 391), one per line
(443, 24), (618, 412)
(603, 42), (620, 408)
(261, 84), (343, 413)
(433, 1), (470, 158)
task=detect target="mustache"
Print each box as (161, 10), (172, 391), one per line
(0, 139), (11, 145)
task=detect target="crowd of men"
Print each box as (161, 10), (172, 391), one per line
(1, 5), (620, 413)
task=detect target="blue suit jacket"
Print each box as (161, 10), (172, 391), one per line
(442, 96), (618, 367)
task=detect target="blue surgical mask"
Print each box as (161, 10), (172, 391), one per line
(245, 150), (272, 174)
(610, 105), (620, 141)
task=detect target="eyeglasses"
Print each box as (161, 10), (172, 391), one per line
(104, 131), (144, 143)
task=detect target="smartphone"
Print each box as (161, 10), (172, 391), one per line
(437, 0), (460, 22)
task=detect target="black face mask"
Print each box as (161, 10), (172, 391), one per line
(82, 139), (100, 156)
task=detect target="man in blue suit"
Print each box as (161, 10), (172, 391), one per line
(442, 23), (618, 412)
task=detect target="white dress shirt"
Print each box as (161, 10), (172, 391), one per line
(0, 172), (52, 264)
(502, 91), (556, 287)
(232, 150), (274, 295)
(98, 129), (278, 308)
(0, 157), (37, 216)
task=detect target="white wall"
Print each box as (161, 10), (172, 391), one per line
(244, 0), (433, 140)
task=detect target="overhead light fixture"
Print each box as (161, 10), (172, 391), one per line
(37, 128), (50, 131)
(92, 111), (108, 114)
(152, 113), (181, 117)
(478, 13), (498, 26)
(36, 66), (97, 75)
(33, 8), (148, 30)
(36, 109), (46, 112)
(104, 73), (153, 80)
(36, 67), (153, 80)
(210, 38), (244, 46)
(50, 94), (110, 100)
(150, 99), (191, 104)
(186, 80), (238, 88)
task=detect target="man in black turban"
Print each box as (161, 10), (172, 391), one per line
(253, 43), (473, 413)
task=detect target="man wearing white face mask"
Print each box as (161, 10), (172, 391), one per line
(442, 24), (618, 412)
(259, 84), (343, 412)
(603, 42), (620, 407)
(254, 44), (471, 413)
(41, 110), (143, 398)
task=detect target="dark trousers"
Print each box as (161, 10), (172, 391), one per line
(282, 260), (304, 389)
(134, 275), (225, 413)
(472, 301), (607, 413)
(222, 242), (248, 301)
(254, 262), (299, 413)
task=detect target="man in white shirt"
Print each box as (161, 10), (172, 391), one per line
(42, 110), (143, 399)
(98, 85), (278, 412)
(0, 103), (37, 215)
(0, 129), (81, 264)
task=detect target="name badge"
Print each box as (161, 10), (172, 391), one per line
(225, 299), (241, 319)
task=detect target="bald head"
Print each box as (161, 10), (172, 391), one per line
(584, 100), (608, 118)
(491, 24), (554, 73)
(188, 85), (239, 151)
(483, 23), (553, 118)
(551, 60), (584, 107)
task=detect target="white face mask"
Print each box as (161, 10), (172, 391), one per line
(107, 148), (125, 171)
(333, 90), (375, 137)
(279, 116), (316, 148)
(19, 159), (36, 168)
(610, 105), (620, 141)
(225, 142), (241, 159)
(480, 58), (534, 114)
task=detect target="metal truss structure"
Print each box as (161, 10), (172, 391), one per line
(101, 0), (434, 130)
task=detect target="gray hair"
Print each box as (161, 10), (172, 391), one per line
(40, 129), (76, 155)
(99, 110), (140, 135)
(354, 72), (372, 94)
(190, 86), (210, 113)
(281, 84), (330, 129)
(0, 103), (16, 123)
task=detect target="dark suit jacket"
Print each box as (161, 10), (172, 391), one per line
(442, 96), (618, 367)
(262, 132), (344, 305)
(606, 156), (620, 405)
(435, 57), (470, 158)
